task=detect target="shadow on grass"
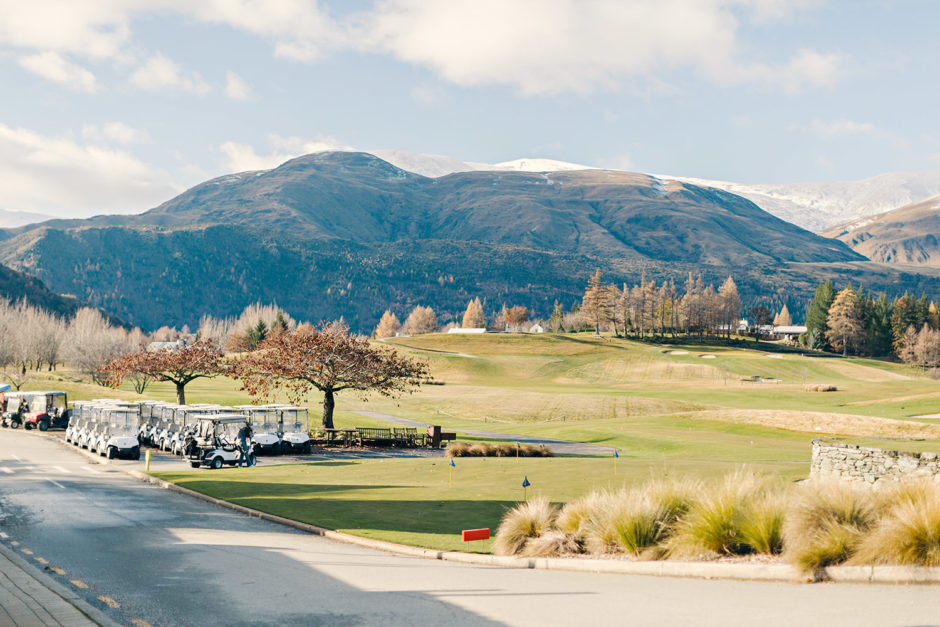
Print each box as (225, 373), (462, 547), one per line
(168, 479), (518, 537)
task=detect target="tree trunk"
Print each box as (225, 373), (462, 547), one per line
(322, 388), (335, 429)
(176, 382), (186, 405)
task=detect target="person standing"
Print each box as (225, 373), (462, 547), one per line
(237, 422), (254, 468)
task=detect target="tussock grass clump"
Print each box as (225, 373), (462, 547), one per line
(738, 489), (788, 555)
(522, 530), (582, 557)
(783, 480), (878, 574)
(853, 482), (940, 567)
(446, 442), (554, 457)
(556, 491), (609, 537)
(804, 384), (837, 392)
(493, 497), (557, 556)
(666, 472), (753, 558)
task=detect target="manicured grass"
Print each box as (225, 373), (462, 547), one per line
(153, 456), (807, 552)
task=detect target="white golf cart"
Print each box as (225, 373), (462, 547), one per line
(168, 405), (224, 455)
(137, 401), (166, 446)
(234, 405), (281, 454)
(65, 401), (92, 443)
(92, 406), (141, 460)
(1, 391), (28, 428)
(276, 406), (312, 454)
(186, 414), (254, 469)
(152, 404), (181, 451)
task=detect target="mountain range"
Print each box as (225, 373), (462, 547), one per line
(2, 151), (938, 332)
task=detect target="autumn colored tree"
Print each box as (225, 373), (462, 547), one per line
(773, 305), (792, 327)
(403, 306), (438, 335)
(581, 269), (616, 335)
(503, 305), (530, 330)
(461, 298), (486, 328)
(718, 276), (741, 338)
(748, 305), (772, 341)
(826, 287), (865, 356)
(100, 341), (225, 404)
(234, 322), (429, 429)
(374, 310), (401, 338)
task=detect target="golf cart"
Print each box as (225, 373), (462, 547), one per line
(234, 405), (281, 454)
(92, 406), (141, 460)
(277, 406), (312, 454)
(65, 401), (92, 443)
(152, 404), (181, 451)
(137, 401), (166, 446)
(168, 405), (223, 455)
(186, 414), (254, 469)
(22, 391), (70, 431)
(1, 391), (27, 428)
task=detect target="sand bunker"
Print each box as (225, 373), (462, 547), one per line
(764, 354), (783, 359)
(699, 354), (716, 359)
(666, 350), (689, 355)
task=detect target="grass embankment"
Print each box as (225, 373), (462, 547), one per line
(153, 457), (807, 553)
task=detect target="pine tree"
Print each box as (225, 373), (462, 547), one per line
(246, 318), (268, 350)
(580, 269), (615, 335)
(548, 301), (564, 333)
(865, 294), (894, 357)
(826, 287), (864, 356)
(773, 304), (792, 326)
(891, 294), (920, 351)
(374, 310), (401, 339)
(718, 276), (741, 337)
(806, 280), (835, 350)
(461, 298), (486, 328)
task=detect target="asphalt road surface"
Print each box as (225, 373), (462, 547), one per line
(1, 429), (939, 627)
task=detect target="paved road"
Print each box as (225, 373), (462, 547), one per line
(352, 410), (617, 456)
(2, 429), (940, 627)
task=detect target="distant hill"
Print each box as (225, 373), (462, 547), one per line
(0, 151), (929, 332)
(823, 194), (940, 265)
(0, 261), (83, 318)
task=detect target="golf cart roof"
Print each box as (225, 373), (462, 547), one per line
(192, 413), (249, 423)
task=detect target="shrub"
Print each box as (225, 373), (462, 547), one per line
(493, 497), (557, 556)
(446, 442), (553, 457)
(556, 491), (608, 537)
(853, 482), (940, 567)
(783, 480), (878, 574)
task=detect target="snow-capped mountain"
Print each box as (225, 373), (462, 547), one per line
(0, 208), (58, 229)
(368, 149), (940, 233)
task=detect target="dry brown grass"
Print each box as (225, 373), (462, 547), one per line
(853, 482), (940, 567)
(492, 497), (556, 556)
(804, 384), (838, 392)
(693, 409), (940, 438)
(446, 442), (553, 457)
(783, 480), (880, 574)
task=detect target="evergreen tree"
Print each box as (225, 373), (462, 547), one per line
(826, 287), (864, 356)
(548, 301), (564, 333)
(891, 294), (921, 351)
(806, 280), (835, 350)
(246, 318), (268, 350)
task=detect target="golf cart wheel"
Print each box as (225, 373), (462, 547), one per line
(107, 447), (116, 459)
(190, 462), (200, 468)
(280, 441), (291, 455)
(302, 442), (311, 454)
(211, 456), (223, 470)
(39, 420), (49, 432)
(11, 421), (19, 429)
(132, 446), (141, 461)
(24, 422), (33, 430)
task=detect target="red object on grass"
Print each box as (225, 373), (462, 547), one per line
(462, 528), (491, 542)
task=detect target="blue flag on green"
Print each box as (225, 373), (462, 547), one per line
(614, 450), (619, 458)
(522, 476), (531, 488)
(450, 459), (455, 467)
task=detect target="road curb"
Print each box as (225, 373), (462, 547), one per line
(0, 541), (121, 627)
(53, 435), (940, 585)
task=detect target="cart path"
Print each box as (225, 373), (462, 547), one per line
(351, 410), (617, 456)
(3, 429), (940, 627)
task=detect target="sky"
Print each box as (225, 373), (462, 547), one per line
(1, 0), (938, 219)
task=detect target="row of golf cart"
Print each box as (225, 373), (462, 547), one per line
(64, 399), (312, 466)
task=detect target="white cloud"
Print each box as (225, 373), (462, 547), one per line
(225, 70), (251, 100)
(0, 123), (181, 217)
(129, 53), (210, 94)
(0, 0), (130, 59)
(812, 119), (877, 137)
(354, 0), (841, 95)
(17, 51), (97, 92)
(81, 122), (149, 145)
(218, 134), (351, 172)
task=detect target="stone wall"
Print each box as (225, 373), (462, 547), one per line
(810, 438), (940, 484)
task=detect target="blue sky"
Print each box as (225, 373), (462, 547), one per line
(0, 0), (937, 218)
